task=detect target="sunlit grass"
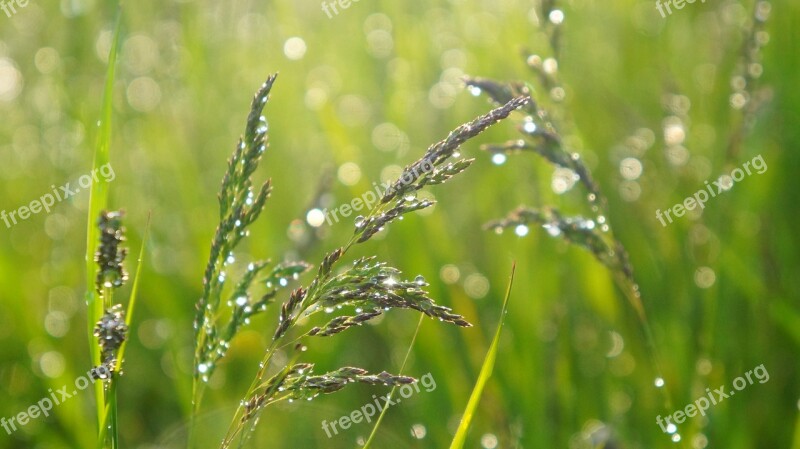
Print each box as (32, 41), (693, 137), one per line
(0, 0), (796, 448)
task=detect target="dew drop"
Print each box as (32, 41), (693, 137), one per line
(491, 153), (507, 165)
(655, 377), (665, 388)
(452, 151), (461, 158)
(414, 275), (426, 285)
(514, 224), (529, 237)
(543, 223), (561, 237)
(410, 423), (427, 439)
(279, 278), (288, 287)
(468, 85), (482, 96)
(548, 9), (565, 25)
(256, 117), (268, 134)
(523, 121), (537, 133)
(236, 296), (248, 307)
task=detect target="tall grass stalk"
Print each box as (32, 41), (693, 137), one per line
(189, 75), (529, 449)
(84, 12), (122, 448)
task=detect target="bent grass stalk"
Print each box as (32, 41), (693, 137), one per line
(468, 0), (672, 413)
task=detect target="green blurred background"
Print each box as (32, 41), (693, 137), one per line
(0, 0), (798, 448)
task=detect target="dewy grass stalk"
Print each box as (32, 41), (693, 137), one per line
(467, 0), (674, 415)
(84, 12), (121, 442)
(186, 73), (529, 448)
(83, 13), (130, 449)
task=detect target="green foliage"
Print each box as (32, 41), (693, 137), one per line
(0, 1), (797, 449)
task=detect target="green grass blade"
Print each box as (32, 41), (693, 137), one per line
(115, 213), (150, 372)
(449, 262), (516, 449)
(95, 213), (150, 447)
(85, 10), (122, 436)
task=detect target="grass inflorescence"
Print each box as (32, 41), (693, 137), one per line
(186, 74), (528, 448)
(465, 1), (670, 427)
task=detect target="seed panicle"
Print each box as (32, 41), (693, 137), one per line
(219, 76), (519, 449)
(194, 73), (311, 382)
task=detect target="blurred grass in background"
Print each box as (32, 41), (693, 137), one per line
(0, 0), (798, 448)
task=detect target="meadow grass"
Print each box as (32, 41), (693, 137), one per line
(0, 0), (797, 448)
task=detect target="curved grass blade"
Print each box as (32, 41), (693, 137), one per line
(85, 11), (122, 436)
(449, 262), (515, 449)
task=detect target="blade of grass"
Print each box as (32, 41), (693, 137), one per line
(95, 213), (150, 448)
(449, 262), (515, 449)
(114, 212), (150, 374)
(361, 314), (424, 449)
(85, 11), (122, 436)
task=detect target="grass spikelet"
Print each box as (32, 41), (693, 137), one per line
(192, 73), (311, 391)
